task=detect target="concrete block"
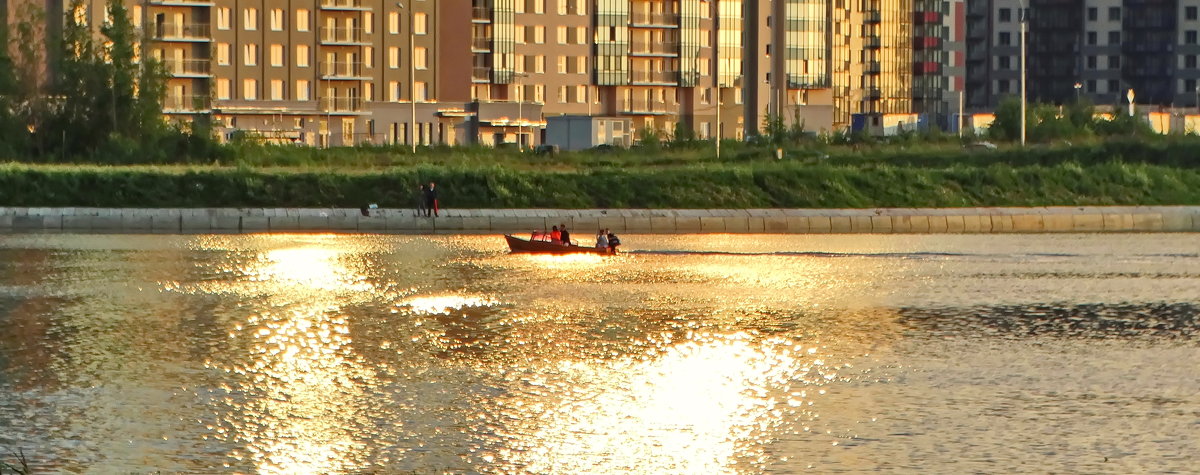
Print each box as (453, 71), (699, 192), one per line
(297, 216), (329, 230)
(990, 215), (1013, 232)
(785, 217), (810, 233)
(829, 216), (853, 233)
(570, 217), (601, 232)
(1011, 214), (1045, 232)
(213, 216), (242, 230)
(850, 216), (872, 233)
(61, 215), (93, 230)
(747, 217), (766, 233)
(625, 217), (653, 232)
(1042, 214), (1072, 233)
(596, 217), (624, 232)
(945, 216), (965, 233)
(764, 217), (788, 232)
(1103, 214), (1133, 231)
(120, 215), (153, 230)
(650, 217), (677, 232)
(91, 216), (122, 230)
(700, 217), (726, 232)
(723, 217), (750, 233)
(890, 216), (912, 233)
(909, 215), (931, 233)
(268, 216), (300, 231)
(181, 215), (213, 231)
(387, 216), (420, 231)
(241, 217), (270, 231)
(870, 216), (893, 233)
(414, 218), (437, 232)
(1072, 214), (1105, 232)
(460, 217), (491, 231)
(1131, 213), (1163, 231)
(0, 215), (11, 230)
(675, 217), (702, 232)
(961, 215), (985, 233)
(328, 216), (359, 231)
(807, 216), (832, 233)
(152, 216), (181, 232)
(488, 217), (520, 232)
(1162, 212), (1192, 232)
(927, 215), (948, 233)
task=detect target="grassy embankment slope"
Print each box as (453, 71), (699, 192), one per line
(2, 138), (1200, 208)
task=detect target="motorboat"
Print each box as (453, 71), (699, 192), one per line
(504, 234), (613, 255)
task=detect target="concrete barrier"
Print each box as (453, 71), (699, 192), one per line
(1, 206), (1199, 234)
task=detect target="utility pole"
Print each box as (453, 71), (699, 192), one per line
(1019, 0), (1027, 146)
(398, 2), (416, 152)
(958, 90), (964, 138)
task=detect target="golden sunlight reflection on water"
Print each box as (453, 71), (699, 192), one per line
(1, 233), (1198, 473)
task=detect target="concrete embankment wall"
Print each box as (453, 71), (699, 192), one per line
(1, 206), (1198, 233)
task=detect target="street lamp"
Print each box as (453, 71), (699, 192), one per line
(398, 2), (416, 153)
(514, 72), (529, 150)
(1019, 0), (1027, 146)
(1074, 82), (1082, 102)
(1127, 88), (1135, 117)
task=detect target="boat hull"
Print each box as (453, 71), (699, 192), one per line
(505, 235), (611, 255)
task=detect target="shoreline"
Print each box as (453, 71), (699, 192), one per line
(1, 206), (1197, 234)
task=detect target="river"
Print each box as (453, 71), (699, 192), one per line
(0, 233), (1197, 473)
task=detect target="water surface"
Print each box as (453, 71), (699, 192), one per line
(0, 233), (1197, 473)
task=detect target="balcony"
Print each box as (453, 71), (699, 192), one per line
(630, 40), (679, 56)
(914, 36), (942, 50)
(864, 37), (881, 49)
(472, 37), (492, 52)
(320, 26), (368, 45)
(472, 6), (492, 22)
(321, 96), (364, 112)
(473, 67), (491, 82)
(630, 70), (678, 85)
(154, 22), (211, 42)
(914, 11), (942, 24)
(149, 0), (215, 6)
(320, 61), (369, 79)
(621, 102), (670, 115)
(913, 61), (942, 75)
(319, 0), (371, 11)
(630, 12), (679, 27)
(163, 94), (212, 113)
(864, 61), (881, 74)
(864, 11), (881, 23)
(163, 58), (212, 77)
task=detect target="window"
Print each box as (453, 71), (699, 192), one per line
(364, 12), (373, 33)
(558, 0), (567, 15)
(999, 56), (1011, 70)
(270, 9), (283, 31)
(1108, 7), (1120, 21)
(557, 26), (567, 44)
(516, 0), (525, 13)
(297, 80), (310, 101)
(297, 45), (310, 67)
(999, 32), (1011, 46)
(576, 26), (586, 44)
(558, 56), (567, 73)
(364, 82), (373, 101)
(734, 87), (742, 104)
(243, 8), (257, 31)
(535, 26), (546, 43)
(1108, 31), (1120, 45)
(270, 80), (284, 100)
(243, 79), (257, 100)
(998, 79), (1010, 93)
(364, 46), (373, 68)
(577, 0), (587, 15)
(535, 0), (545, 14)
(243, 44), (257, 66)
(576, 85), (586, 103)
(1087, 79), (1096, 93)
(1086, 55), (1096, 69)
(1189, 7), (1199, 21)
(1187, 79), (1198, 94)
(536, 55), (545, 73)
(534, 84), (545, 102)
(415, 13), (427, 34)
(1109, 55), (1120, 69)
(415, 47), (427, 69)
(415, 82), (427, 101)
(1087, 7), (1097, 21)
(389, 12), (399, 34)
(1087, 31), (1097, 45)
(217, 8), (230, 30)
(1188, 55), (1198, 69)
(270, 44), (283, 67)
(558, 85), (567, 103)
(515, 54), (525, 73)
(516, 26), (526, 43)
(297, 9), (309, 31)
(216, 43), (230, 65)
(388, 47), (399, 68)
(1108, 79), (1119, 93)
(1189, 31), (1199, 45)
(998, 8), (1011, 22)
(216, 79), (231, 100)
(576, 56), (586, 74)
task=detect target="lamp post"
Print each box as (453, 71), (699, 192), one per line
(1074, 82), (1082, 102)
(1019, 0), (1027, 146)
(515, 72), (528, 150)
(398, 2), (416, 152)
(1127, 88), (1135, 117)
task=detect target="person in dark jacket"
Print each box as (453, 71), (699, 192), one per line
(559, 224), (571, 246)
(415, 184), (428, 217)
(606, 229), (620, 254)
(423, 182), (439, 217)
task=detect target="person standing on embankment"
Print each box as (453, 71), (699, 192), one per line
(423, 182), (439, 217)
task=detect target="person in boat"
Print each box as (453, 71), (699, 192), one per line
(550, 225), (561, 244)
(559, 224), (571, 246)
(606, 229), (621, 254)
(595, 229), (608, 250)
